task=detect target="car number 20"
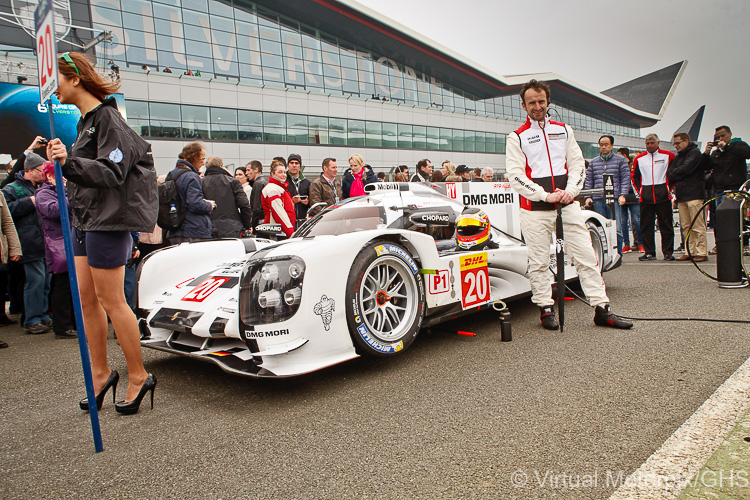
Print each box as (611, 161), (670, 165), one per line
(182, 277), (230, 302)
(460, 254), (489, 308)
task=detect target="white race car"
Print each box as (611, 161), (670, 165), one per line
(136, 182), (619, 377)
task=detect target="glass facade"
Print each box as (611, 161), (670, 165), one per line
(125, 99), (508, 153)
(91, 0), (641, 140)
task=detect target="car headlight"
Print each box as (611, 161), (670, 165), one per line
(240, 256), (305, 326)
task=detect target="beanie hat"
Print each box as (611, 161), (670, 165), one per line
(24, 152), (45, 170)
(287, 153), (302, 165)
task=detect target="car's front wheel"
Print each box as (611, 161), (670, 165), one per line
(345, 241), (424, 357)
(587, 221), (605, 273)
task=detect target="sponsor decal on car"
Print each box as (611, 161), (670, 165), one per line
(356, 324), (403, 353)
(461, 193), (514, 206)
(428, 269), (450, 295)
(182, 277), (232, 302)
(246, 329), (290, 338)
(459, 252), (490, 308)
(314, 295), (335, 331)
(369, 182), (401, 191)
(374, 244), (419, 274)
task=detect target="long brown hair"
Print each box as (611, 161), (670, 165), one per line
(58, 52), (120, 101)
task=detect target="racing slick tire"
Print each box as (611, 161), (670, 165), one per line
(345, 240), (424, 357)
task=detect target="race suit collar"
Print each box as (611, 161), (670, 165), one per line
(526, 116), (550, 130)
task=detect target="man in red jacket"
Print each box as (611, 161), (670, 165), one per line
(632, 134), (676, 261)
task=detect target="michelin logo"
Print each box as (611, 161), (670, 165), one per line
(357, 324), (403, 353)
(374, 245), (418, 274)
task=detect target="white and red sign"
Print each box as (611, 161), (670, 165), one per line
(182, 277), (230, 302)
(35, 0), (58, 105)
(459, 253), (489, 308)
(427, 269), (450, 295)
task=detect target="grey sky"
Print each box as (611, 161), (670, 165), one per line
(356, 0), (750, 146)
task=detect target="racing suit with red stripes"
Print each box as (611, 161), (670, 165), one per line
(261, 177), (296, 238)
(631, 149), (675, 257)
(506, 116), (609, 308)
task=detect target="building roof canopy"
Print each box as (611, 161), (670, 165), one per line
(252, 0), (682, 127)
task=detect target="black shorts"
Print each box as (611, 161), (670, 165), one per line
(73, 230), (132, 269)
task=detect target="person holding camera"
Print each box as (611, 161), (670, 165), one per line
(702, 125), (750, 254)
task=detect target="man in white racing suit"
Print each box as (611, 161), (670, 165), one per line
(506, 79), (632, 331)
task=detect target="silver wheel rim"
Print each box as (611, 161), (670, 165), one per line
(359, 255), (418, 342)
(589, 226), (604, 272)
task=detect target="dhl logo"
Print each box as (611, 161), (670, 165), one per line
(460, 252), (487, 271)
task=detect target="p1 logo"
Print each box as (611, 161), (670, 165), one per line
(428, 269), (450, 294)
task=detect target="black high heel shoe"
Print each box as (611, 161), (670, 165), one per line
(115, 374), (157, 415)
(79, 369), (119, 411)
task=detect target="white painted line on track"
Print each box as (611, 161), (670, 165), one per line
(609, 355), (750, 499)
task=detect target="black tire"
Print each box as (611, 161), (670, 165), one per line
(587, 220), (605, 273)
(345, 241), (424, 357)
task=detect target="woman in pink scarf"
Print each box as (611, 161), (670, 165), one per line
(343, 154), (378, 198)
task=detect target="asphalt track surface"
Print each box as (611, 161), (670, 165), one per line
(1, 249), (749, 499)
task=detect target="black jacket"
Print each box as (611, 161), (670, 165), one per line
(286, 174), (311, 222)
(250, 175), (268, 227)
(2, 173), (44, 263)
(703, 138), (750, 192)
(342, 166), (378, 198)
(201, 166), (251, 238)
(410, 170), (430, 183)
(167, 160), (212, 239)
(667, 143), (705, 202)
(1, 153), (27, 189)
(62, 97), (157, 232)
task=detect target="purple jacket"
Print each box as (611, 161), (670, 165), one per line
(35, 182), (71, 274)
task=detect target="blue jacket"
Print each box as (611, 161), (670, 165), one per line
(166, 160), (212, 239)
(584, 153), (631, 199)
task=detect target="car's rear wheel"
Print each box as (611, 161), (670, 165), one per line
(345, 241), (424, 356)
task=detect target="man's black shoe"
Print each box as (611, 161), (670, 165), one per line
(638, 254), (656, 261)
(0, 340), (7, 348)
(55, 330), (78, 339)
(663, 254), (675, 261)
(540, 306), (559, 330)
(594, 304), (633, 329)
